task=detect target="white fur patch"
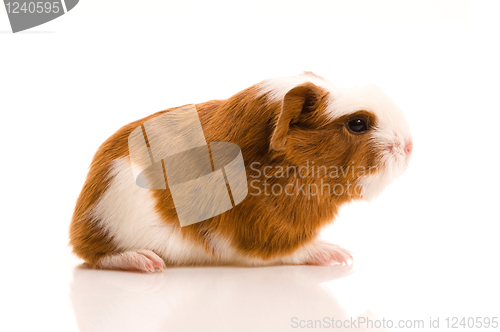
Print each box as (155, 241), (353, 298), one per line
(258, 73), (412, 200)
(90, 157), (216, 265)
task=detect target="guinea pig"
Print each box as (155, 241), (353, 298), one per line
(69, 72), (412, 272)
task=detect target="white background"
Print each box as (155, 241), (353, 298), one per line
(1, 1), (499, 331)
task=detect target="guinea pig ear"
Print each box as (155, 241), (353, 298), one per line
(270, 82), (323, 151)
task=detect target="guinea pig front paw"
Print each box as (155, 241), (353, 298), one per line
(96, 249), (166, 273)
(306, 241), (353, 266)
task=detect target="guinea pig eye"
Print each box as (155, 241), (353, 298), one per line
(347, 118), (369, 134)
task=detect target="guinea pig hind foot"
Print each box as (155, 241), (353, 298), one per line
(95, 249), (166, 273)
(305, 240), (353, 266)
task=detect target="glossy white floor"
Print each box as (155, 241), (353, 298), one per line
(1, 1), (499, 331)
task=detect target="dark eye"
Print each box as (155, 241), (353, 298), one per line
(347, 118), (369, 133)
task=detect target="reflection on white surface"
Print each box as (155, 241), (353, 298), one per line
(70, 264), (363, 332)
(67, 246), (500, 332)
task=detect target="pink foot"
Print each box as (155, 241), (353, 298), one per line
(97, 249), (166, 273)
(306, 241), (353, 266)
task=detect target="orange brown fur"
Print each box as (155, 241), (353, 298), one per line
(70, 80), (383, 266)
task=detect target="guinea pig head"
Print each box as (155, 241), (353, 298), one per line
(268, 79), (412, 202)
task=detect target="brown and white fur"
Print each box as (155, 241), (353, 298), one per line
(69, 72), (412, 272)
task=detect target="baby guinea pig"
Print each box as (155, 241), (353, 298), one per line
(69, 72), (413, 272)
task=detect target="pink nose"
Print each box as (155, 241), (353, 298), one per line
(404, 141), (413, 155)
